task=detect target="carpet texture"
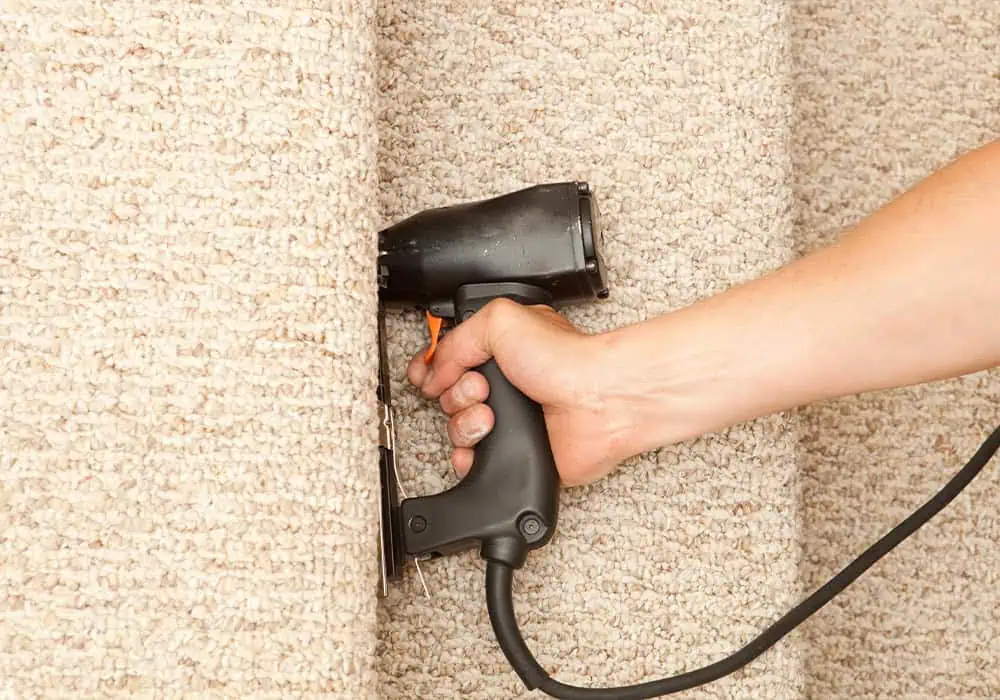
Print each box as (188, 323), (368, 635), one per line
(375, 2), (805, 698)
(791, 1), (1000, 697)
(3, 1), (1000, 699)
(1, 2), (380, 697)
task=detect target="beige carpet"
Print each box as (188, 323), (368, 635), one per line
(791, 1), (1000, 696)
(1, 2), (380, 697)
(3, 1), (999, 699)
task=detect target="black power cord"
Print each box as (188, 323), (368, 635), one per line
(486, 423), (1000, 699)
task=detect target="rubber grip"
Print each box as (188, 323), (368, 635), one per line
(472, 356), (560, 560)
(399, 283), (561, 569)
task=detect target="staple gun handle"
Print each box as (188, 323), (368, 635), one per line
(400, 282), (560, 569)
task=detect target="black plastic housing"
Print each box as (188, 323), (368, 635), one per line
(377, 182), (610, 578)
(378, 182), (608, 317)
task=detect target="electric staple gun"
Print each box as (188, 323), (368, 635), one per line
(375, 183), (1000, 699)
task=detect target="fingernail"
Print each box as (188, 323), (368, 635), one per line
(453, 376), (471, 405)
(463, 421), (489, 442)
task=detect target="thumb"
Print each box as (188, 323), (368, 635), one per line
(417, 298), (518, 399)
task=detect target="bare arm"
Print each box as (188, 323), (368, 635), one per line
(412, 139), (1000, 485)
(608, 138), (1000, 456)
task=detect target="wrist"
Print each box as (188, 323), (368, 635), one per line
(590, 301), (778, 459)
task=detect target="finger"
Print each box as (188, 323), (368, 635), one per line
(446, 403), (495, 448)
(407, 348), (431, 387)
(451, 447), (475, 478)
(439, 371), (489, 416)
(421, 299), (516, 399)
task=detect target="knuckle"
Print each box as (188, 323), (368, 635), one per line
(483, 298), (521, 346)
(487, 296), (516, 310)
(484, 296), (517, 320)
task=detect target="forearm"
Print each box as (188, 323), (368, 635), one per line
(606, 139), (1000, 456)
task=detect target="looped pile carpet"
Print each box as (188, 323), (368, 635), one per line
(2, 1), (998, 697)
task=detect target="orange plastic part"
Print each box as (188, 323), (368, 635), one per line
(424, 310), (443, 363)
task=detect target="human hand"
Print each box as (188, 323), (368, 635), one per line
(406, 299), (636, 487)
